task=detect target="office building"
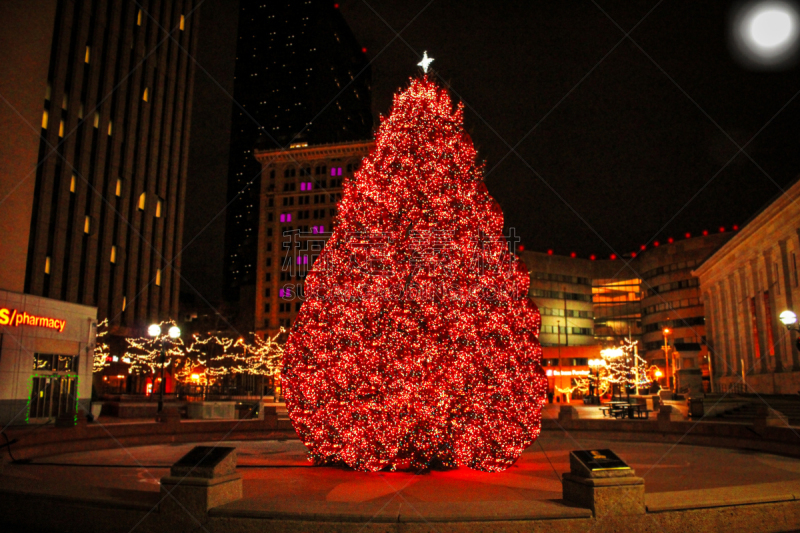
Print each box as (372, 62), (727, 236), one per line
(519, 251), (596, 347)
(253, 140), (373, 337)
(638, 232), (732, 388)
(223, 0), (373, 320)
(0, 1), (200, 423)
(0, 0), (200, 329)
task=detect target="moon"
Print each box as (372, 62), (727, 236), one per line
(749, 7), (794, 49)
(730, 1), (800, 67)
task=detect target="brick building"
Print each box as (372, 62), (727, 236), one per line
(253, 140), (373, 337)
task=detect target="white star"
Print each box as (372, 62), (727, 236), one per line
(417, 51), (434, 73)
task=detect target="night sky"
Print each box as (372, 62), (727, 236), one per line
(337, 0), (800, 258)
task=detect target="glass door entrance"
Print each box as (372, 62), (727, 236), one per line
(28, 375), (77, 420)
(28, 353), (79, 421)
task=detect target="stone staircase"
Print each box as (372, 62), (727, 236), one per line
(707, 395), (800, 426)
(260, 402), (292, 429)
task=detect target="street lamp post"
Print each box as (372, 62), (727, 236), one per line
(662, 328), (672, 393)
(149, 323), (180, 413)
(779, 311), (799, 387)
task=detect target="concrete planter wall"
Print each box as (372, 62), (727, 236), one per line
(186, 401), (237, 420)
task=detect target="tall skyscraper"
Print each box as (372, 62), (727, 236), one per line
(0, 0), (200, 330)
(223, 0), (374, 322)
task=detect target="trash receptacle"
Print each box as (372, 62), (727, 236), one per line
(688, 397), (704, 418)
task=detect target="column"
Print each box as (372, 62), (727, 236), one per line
(738, 267), (756, 376)
(749, 258), (768, 374)
(717, 280), (736, 376)
(710, 286), (731, 376)
(779, 240), (800, 371)
(763, 248), (784, 373)
(727, 274), (742, 377)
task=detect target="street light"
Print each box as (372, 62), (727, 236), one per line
(780, 310), (800, 366)
(662, 328), (672, 393)
(150, 323), (180, 413)
(779, 310), (797, 328)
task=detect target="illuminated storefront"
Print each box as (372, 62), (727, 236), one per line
(0, 290), (95, 425)
(541, 345), (596, 398)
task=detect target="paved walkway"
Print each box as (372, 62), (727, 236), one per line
(4, 430), (800, 511)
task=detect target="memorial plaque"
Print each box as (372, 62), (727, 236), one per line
(570, 449), (631, 478)
(171, 446), (237, 478)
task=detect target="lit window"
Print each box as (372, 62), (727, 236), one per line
(58, 120), (64, 137)
(110, 245), (117, 264)
(107, 120), (112, 136)
(155, 198), (163, 218)
(115, 178), (122, 197)
(42, 110), (48, 129)
(84, 215), (91, 234)
(85, 46), (91, 63)
(93, 112), (100, 128)
(143, 87), (149, 102)
(70, 174), (76, 193)
(180, 14), (185, 30)
(44, 256), (51, 274)
(137, 9), (142, 25)
(155, 269), (162, 286)
(122, 296), (127, 311)
(138, 192), (146, 210)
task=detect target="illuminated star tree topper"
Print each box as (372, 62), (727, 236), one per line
(417, 50), (434, 73)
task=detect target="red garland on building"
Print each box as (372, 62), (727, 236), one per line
(282, 75), (547, 472)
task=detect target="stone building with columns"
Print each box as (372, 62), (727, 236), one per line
(694, 179), (800, 394)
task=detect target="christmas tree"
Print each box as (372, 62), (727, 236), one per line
(282, 70), (547, 473)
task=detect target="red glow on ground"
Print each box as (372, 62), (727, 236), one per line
(590, 255), (596, 261)
(685, 232), (691, 238)
(610, 254), (617, 260)
(719, 226), (726, 232)
(654, 241), (660, 247)
(547, 249), (553, 255)
(570, 252), (577, 258)
(668, 237), (674, 244)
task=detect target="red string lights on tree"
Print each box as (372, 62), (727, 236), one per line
(282, 69), (547, 473)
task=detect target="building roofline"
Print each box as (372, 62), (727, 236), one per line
(254, 139), (375, 164)
(693, 173), (800, 279)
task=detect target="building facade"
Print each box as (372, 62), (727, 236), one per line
(253, 140), (373, 337)
(695, 181), (800, 394)
(223, 0), (373, 313)
(1, 0), (200, 330)
(519, 251), (596, 347)
(520, 251), (642, 349)
(0, 289), (96, 426)
(638, 233), (732, 387)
